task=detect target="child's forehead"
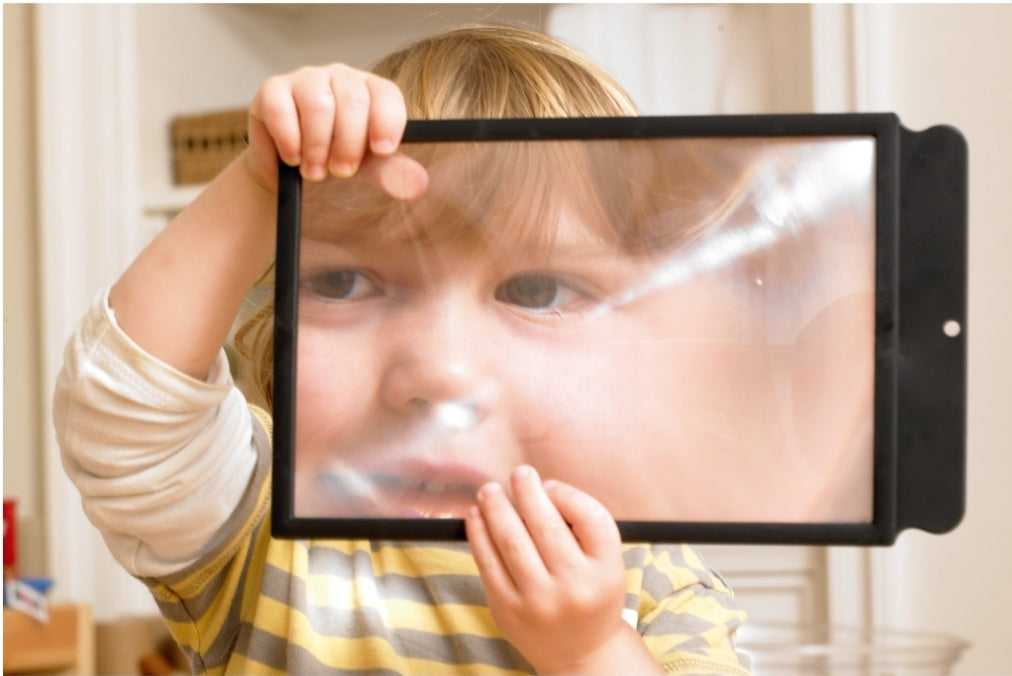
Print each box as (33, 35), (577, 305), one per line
(298, 137), (767, 258)
(300, 187), (614, 263)
(300, 152), (609, 255)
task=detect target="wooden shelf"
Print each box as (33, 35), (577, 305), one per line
(3, 603), (95, 675)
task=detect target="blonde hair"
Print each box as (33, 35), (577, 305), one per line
(233, 23), (640, 409)
(373, 23), (637, 119)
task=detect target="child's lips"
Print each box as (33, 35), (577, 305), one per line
(318, 461), (494, 518)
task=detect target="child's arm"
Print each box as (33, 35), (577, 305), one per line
(466, 466), (665, 675)
(109, 65), (427, 379)
(56, 65), (428, 577)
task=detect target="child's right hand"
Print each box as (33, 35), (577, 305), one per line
(244, 63), (429, 199)
(109, 64), (426, 381)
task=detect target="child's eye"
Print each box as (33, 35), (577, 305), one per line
(301, 269), (381, 301)
(495, 273), (588, 311)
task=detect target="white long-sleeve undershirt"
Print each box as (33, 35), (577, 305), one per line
(52, 288), (260, 578)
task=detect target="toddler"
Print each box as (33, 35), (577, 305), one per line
(54, 23), (753, 675)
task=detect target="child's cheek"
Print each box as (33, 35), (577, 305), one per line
(294, 328), (375, 461)
(502, 338), (641, 496)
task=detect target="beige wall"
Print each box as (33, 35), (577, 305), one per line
(3, 2), (47, 577)
(860, 6), (1012, 674)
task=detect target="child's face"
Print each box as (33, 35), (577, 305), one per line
(291, 138), (876, 524)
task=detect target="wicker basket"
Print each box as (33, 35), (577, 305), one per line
(170, 109), (248, 185)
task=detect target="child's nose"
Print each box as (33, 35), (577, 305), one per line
(379, 300), (498, 422)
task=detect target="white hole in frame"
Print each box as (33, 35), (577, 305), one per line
(943, 320), (962, 338)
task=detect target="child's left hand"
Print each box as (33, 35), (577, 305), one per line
(465, 466), (663, 675)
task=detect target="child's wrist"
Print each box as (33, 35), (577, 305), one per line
(530, 623), (662, 676)
(238, 146), (280, 198)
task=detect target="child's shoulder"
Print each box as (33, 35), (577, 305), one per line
(622, 543), (728, 592)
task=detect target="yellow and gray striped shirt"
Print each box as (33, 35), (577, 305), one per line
(144, 412), (750, 675)
(56, 290), (751, 675)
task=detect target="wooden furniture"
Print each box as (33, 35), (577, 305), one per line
(3, 603), (95, 675)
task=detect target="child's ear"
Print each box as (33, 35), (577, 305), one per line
(788, 291), (876, 521)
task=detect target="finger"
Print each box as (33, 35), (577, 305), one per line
(362, 74), (408, 156)
(544, 479), (621, 560)
(244, 119), (280, 189)
(249, 75), (302, 167)
(356, 152), (429, 201)
(290, 68), (339, 181)
(326, 66), (371, 178)
(465, 505), (518, 600)
(510, 466), (584, 574)
(474, 482), (549, 589)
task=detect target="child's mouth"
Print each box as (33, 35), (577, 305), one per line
(317, 465), (489, 518)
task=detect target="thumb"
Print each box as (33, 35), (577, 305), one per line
(356, 151), (430, 201)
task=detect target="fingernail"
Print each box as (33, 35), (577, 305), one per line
(302, 164), (327, 182)
(543, 479), (560, 492)
(478, 482), (502, 498)
(372, 138), (396, 154)
(330, 161), (357, 179)
(513, 465), (535, 480)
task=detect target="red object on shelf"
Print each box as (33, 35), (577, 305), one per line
(3, 499), (16, 578)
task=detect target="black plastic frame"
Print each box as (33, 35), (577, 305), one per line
(272, 114), (966, 545)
